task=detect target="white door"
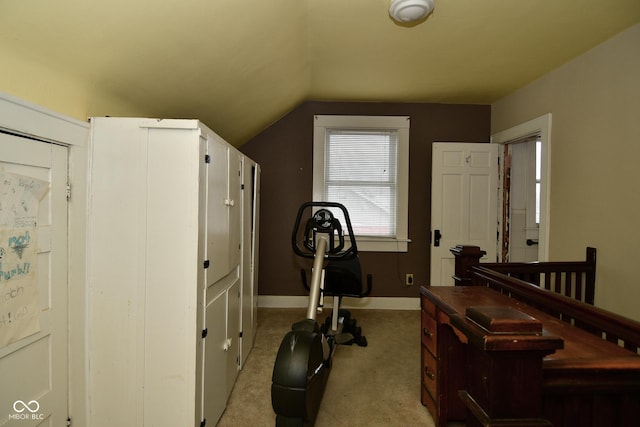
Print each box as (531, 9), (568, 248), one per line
(507, 140), (540, 262)
(430, 143), (498, 285)
(0, 132), (68, 425)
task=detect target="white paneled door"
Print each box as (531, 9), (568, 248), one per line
(0, 132), (68, 426)
(430, 142), (498, 286)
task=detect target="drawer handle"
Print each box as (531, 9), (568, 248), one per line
(424, 366), (435, 380)
(423, 327), (433, 338)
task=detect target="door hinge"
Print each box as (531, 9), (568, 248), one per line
(67, 418), (72, 427)
(203, 260), (210, 269)
(200, 419), (207, 427)
(66, 183), (71, 201)
(205, 154), (211, 163)
(202, 328), (208, 339)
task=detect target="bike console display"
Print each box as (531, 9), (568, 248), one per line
(292, 202), (357, 260)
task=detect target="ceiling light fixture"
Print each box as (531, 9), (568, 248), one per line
(389, 0), (435, 23)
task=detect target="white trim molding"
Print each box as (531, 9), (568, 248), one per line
(258, 295), (420, 310)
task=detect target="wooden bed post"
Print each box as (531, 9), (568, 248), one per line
(451, 245), (486, 286)
(455, 306), (559, 427)
(585, 247), (597, 305)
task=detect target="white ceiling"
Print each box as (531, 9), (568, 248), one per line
(2, 0), (639, 145)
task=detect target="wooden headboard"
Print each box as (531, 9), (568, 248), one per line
(451, 245), (597, 304)
(480, 247), (596, 304)
(469, 265), (640, 354)
(450, 245), (639, 353)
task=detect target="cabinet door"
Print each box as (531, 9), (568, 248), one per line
(227, 148), (242, 269)
(203, 291), (228, 426)
(207, 138), (230, 285)
(226, 279), (240, 396)
(207, 138), (243, 285)
(195, 136), (208, 424)
(240, 160), (260, 367)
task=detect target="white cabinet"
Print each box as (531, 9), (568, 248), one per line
(87, 117), (259, 427)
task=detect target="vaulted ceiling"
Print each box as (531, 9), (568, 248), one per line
(2, 0), (639, 146)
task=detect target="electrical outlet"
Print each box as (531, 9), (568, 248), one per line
(405, 273), (414, 286)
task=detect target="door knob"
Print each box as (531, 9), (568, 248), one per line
(434, 229), (442, 247)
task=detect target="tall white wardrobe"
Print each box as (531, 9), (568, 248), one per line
(87, 117), (260, 427)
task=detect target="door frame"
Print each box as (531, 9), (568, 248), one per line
(0, 92), (90, 425)
(491, 113), (552, 262)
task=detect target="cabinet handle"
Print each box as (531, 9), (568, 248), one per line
(423, 327), (433, 338)
(424, 366), (435, 381)
(224, 199), (235, 207)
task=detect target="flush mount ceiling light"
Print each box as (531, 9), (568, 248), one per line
(389, 0), (435, 23)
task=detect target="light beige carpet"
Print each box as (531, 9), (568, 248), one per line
(216, 308), (436, 427)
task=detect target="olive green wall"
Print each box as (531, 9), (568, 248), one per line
(492, 24), (640, 321)
(0, 49), (145, 123)
(4, 18), (637, 317)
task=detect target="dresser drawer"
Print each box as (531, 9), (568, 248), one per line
(421, 294), (437, 318)
(421, 310), (437, 354)
(421, 383), (437, 421)
(422, 345), (438, 399)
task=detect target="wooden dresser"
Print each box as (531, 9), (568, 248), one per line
(420, 285), (640, 427)
(420, 290), (467, 425)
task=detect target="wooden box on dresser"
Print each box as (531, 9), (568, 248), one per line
(87, 117), (260, 427)
(421, 291), (466, 427)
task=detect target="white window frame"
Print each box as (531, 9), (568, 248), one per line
(313, 115), (410, 252)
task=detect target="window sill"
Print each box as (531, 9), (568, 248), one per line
(356, 237), (410, 253)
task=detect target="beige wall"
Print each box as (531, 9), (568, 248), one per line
(492, 23), (640, 321)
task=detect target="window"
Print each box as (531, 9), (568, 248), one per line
(313, 115), (410, 252)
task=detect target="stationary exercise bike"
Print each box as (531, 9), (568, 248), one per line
(271, 202), (372, 427)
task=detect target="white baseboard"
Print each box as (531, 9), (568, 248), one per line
(258, 295), (420, 310)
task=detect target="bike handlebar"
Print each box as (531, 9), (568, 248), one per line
(291, 201), (358, 260)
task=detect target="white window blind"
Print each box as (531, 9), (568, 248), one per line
(325, 129), (398, 237)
